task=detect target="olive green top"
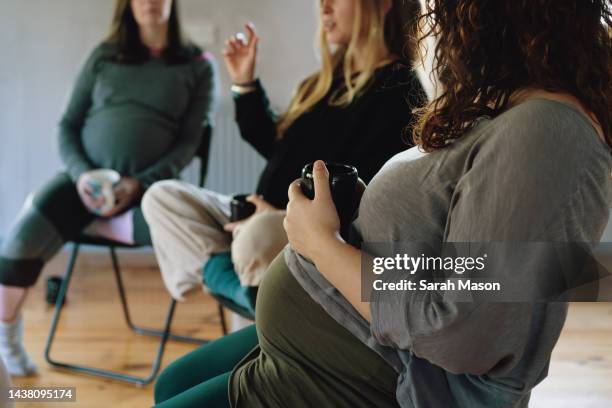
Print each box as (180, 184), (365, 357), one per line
(58, 43), (218, 187)
(229, 255), (400, 408)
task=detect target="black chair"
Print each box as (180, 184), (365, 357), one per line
(44, 125), (218, 386)
(212, 292), (255, 335)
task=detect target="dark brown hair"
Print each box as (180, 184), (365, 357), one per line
(106, 0), (199, 64)
(414, 0), (612, 151)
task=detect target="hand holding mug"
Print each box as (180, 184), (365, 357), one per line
(285, 161), (344, 260)
(223, 22), (259, 84)
(104, 177), (143, 218)
(77, 169), (121, 216)
(300, 161), (359, 234)
(224, 194), (277, 233)
(77, 174), (104, 213)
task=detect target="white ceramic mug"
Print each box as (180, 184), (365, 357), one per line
(81, 169), (121, 216)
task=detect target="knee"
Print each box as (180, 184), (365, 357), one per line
(2, 198), (55, 258)
(153, 352), (199, 404)
(154, 363), (177, 403)
(141, 180), (184, 222)
(30, 173), (78, 215)
(232, 212), (287, 278)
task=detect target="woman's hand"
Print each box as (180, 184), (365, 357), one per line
(104, 177), (143, 218)
(285, 161), (371, 320)
(76, 174), (105, 213)
(223, 195), (278, 232)
(284, 161), (342, 262)
(223, 23), (259, 85)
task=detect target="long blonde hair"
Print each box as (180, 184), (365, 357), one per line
(277, 0), (420, 137)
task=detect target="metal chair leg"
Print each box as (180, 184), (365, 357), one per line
(109, 247), (208, 345)
(44, 244), (210, 386)
(218, 304), (228, 335)
(44, 243), (79, 363)
(47, 292), (176, 384)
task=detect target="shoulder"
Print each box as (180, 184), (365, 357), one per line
(185, 47), (218, 77)
(478, 99), (610, 164)
(459, 99), (612, 241)
(180, 44), (213, 65)
(470, 99), (612, 217)
(88, 42), (118, 61)
(74, 42), (118, 74)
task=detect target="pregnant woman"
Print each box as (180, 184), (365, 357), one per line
(154, 0), (611, 407)
(0, 0), (217, 376)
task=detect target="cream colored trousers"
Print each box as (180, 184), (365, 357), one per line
(142, 180), (287, 300)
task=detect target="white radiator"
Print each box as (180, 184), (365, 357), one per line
(182, 105), (266, 195)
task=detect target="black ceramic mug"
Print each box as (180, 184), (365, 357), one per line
(300, 162), (358, 236)
(230, 194), (257, 222)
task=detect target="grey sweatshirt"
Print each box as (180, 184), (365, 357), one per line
(58, 43), (218, 187)
(286, 99), (612, 407)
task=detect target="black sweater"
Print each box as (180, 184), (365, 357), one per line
(234, 61), (426, 208)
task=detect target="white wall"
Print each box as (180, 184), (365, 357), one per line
(2, 1), (611, 242)
(0, 0), (318, 233)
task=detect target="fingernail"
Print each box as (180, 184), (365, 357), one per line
(314, 160), (324, 170)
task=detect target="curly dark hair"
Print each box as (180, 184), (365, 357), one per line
(414, 0), (612, 151)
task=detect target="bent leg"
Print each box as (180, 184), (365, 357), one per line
(154, 325), (258, 405)
(154, 372), (230, 408)
(231, 211), (288, 287)
(0, 173), (94, 288)
(142, 181), (233, 300)
(0, 173), (93, 375)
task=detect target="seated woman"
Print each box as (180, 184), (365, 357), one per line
(153, 0), (612, 407)
(0, 0), (217, 376)
(142, 0), (425, 305)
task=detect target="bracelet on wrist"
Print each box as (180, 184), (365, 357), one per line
(231, 83), (257, 95)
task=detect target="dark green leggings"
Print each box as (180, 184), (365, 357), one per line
(0, 172), (150, 287)
(154, 325), (258, 408)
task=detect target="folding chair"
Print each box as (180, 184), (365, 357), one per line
(44, 125), (219, 386)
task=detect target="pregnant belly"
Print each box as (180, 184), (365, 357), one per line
(236, 254), (398, 407)
(81, 108), (177, 175)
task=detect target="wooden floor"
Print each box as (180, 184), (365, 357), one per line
(11, 251), (612, 408)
